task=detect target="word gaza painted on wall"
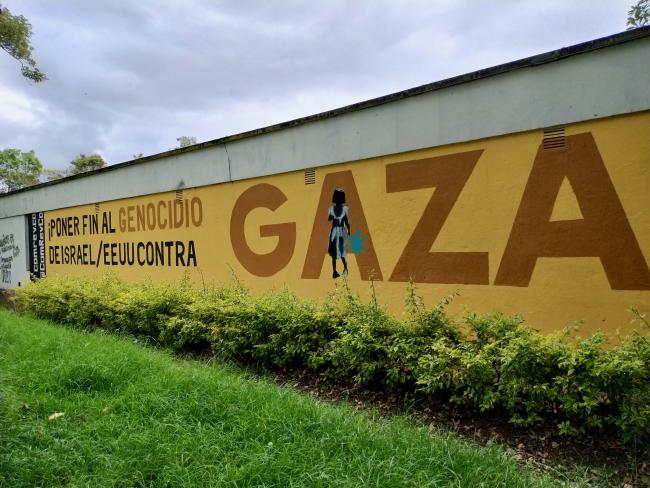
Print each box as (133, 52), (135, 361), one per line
(232, 133), (650, 290)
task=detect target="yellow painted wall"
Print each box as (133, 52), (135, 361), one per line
(44, 112), (650, 336)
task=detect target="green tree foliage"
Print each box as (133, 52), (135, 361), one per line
(0, 148), (42, 192)
(176, 136), (197, 148)
(0, 3), (46, 82)
(628, 0), (649, 28)
(69, 153), (106, 175)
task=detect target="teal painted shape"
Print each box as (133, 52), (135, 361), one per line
(350, 230), (367, 254)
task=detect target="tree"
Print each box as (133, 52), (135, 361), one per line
(0, 148), (42, 192)
(41, 168), (66, 182)
(176, 136), (197, 148)
(628, 0), (649, 28)
(69, 154), (106, 175)
(0, 4), (46, 82)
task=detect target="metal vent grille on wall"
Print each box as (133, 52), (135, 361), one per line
(175, 189), (184, 201)
(304, 168), (316, 185)
(543, 127), (566, 149)
(94, 203), (100, 214)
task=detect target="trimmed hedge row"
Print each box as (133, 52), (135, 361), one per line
(14, 274), (650, 442)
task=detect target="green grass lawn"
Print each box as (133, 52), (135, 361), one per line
(0, 310), (582, 487)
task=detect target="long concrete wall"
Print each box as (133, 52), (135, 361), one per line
(20, 112), (650, 336)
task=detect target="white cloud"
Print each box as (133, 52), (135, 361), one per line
(0, 83), (47, 127)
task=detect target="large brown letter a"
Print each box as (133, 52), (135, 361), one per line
(495, 133), (650, 289)
(301, 171), (382, 280)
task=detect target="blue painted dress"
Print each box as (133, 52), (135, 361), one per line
(328, 205), (349, 259)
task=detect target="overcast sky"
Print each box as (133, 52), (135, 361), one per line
(0, 0), (631, 170)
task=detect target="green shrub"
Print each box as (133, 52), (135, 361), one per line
(13, 274), (650, 443)
(603, 310), (650, 442)
(252, 290), (336, 369)
(387, 287), (463, 390)
(496, 330), (569, 427)
(324, 288), (400, 387)
(417, 313), (544, 413)
(110, 278), (194, 338)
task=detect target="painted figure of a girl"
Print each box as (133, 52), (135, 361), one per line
(328, 187), (350, 278)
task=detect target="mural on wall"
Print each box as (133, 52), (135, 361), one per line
(33, 115), (650, 334)
(301, 170), (382, 280)
(230, 184), (295, 277)
(0, 215), (31, 288)
(385, 149), (489, 284)
(28, 212), (46, 279)
(324, 187), (369, 279)
(231, 133), (650, 288)
(494, 133), (650, 289)
(328, 188), (351, 279)
(0, 233), (20, 284)
(45, 197), (202, 270)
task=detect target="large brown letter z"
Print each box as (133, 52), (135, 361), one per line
(386, 150), (488, 284)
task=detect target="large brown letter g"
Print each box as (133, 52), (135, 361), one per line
(230, 184), (296, 277)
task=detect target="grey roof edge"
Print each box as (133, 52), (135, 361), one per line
(3, 25), (650, 199)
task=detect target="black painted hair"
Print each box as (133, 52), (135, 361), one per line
(332, 187), (346, 205)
